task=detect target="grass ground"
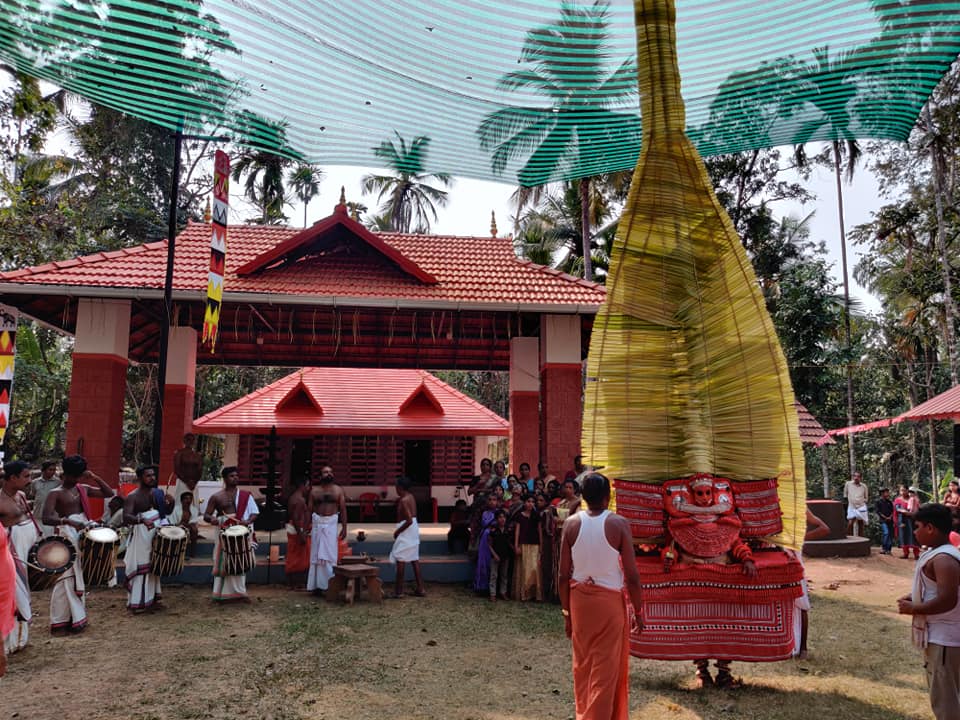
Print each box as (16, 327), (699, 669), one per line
(2, 552), (930, 720)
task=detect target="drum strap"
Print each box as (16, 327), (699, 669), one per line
(15, 491), (41, 535)
(77, 484), (93, 523)
(236, 490), (257, 543)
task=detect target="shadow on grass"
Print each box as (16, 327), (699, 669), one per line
(266, 585), (931, 720)
(633, 683), (930, 720)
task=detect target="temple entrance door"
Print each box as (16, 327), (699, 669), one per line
(403, 439), (432, 521)
(290, 438), (313, 489)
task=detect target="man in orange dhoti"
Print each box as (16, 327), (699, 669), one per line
(285, 478), (311, 588)
(559, 474), (643, 720)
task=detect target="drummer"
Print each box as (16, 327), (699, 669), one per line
(203, 466), (259, 602)
(0, 460), (40, 654)
(122, 465), (166, 613)
(41, 455), (114, 633)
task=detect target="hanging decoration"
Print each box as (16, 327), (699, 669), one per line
(202, 149), (229, 351)
(0, 303), (18, 462)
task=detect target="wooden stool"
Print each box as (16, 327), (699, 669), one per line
(328, 563), (382, 605)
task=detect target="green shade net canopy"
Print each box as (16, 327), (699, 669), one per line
(0, 0), (958, 185)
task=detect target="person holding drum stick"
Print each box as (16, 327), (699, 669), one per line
(122, 466), (166, 613)
(0, 460), (40, 654)
(41, 455), (114, 633)
(204, 466), (259, 603)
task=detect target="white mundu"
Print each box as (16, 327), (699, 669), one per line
(571, 509), (624, 591)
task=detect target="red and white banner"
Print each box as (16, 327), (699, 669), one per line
(0, 303), (17, 462)
(202, 149), (229, 351)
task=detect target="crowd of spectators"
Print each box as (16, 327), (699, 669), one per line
(451, 456), (586, 602)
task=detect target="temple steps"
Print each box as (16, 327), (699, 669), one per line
(108, 523), (473, 587)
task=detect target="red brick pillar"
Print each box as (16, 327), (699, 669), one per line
(540, 315), (583, 476)
(157, 327), (197, 484)
(65, 299), (131, 487)
(509, 337), (540, 472)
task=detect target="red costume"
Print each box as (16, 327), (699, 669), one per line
(616, 475), (804, 663)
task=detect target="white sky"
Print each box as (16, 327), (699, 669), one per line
(282, 155), (886, 315)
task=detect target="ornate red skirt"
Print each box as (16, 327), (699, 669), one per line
(631, 550), (804, 662)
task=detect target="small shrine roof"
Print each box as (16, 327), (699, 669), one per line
(193, 367), (510, 436)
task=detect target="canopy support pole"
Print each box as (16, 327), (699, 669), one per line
(152, 130), (183, 466)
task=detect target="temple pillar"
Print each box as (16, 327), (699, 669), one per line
(540, 314), (582, 477)
(157, 327), (197, 484)
(509, 337), (540, 472)
(65, 299), (131, 486)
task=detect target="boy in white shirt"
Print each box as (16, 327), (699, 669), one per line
(898, 503), (960, 720)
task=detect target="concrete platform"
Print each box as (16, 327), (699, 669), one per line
(110, 523), (472, 586)
(803, 535), (872, 558)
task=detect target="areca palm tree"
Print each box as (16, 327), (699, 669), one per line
(361, 132), (452, 234)
(477, 1), (639, 281)
(288, 163), (323, 228)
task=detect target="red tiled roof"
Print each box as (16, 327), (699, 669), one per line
(0, 209), (605, 310)
(795, 402), (834, 446)
(193, 367), (510, 436)
(897, 384), (960, 422)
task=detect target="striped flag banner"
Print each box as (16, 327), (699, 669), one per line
(0, 303), (18, 463)
(202, 149), (229, 351)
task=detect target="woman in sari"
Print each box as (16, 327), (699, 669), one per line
(472, 494), (500, 594)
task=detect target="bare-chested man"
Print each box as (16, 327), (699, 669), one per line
(306, 465), (347, 595)
(389, 476), (425, 598)
(122, 466), (165, 612)
(203, 466), (259, 602)
(172, 433), (203, 509)
(41, 455), (114, 633)
(1, 461), (39, 653)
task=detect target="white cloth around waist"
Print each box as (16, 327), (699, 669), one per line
(389, 519), (420, 563)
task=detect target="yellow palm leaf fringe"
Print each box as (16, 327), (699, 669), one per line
(583, 0), (805, 549)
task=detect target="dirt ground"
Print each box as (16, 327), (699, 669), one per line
(0, 553), (931, 720)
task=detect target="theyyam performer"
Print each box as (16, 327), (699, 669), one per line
(579, 0), (806, 697)
(40, 455), (114, 632)
(0, 460), (40, 653)
(203, 466), (259, 602)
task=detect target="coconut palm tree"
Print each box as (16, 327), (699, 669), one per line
(288, 163), (323, 228)
(476, 1), (639, 281)
(360, 132), (452, 233)
(782, 45), (865, 474)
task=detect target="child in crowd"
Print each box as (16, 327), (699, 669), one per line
(170, 491), (200, 559)
(488, 510), (512, 601)
(448, 499), (470, 554)
(514, 494), (542, 601)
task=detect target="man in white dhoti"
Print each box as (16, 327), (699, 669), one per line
(307, 465), (347, 595)
(41, 455), (114, 632)
(0, 461), (40, 653)
(123, 466), (164, 612)
(389, 476), (425, 598)
(28, 460), (60, 537)
(844, 472), (869, 537)
(204, 466), (259, 602)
